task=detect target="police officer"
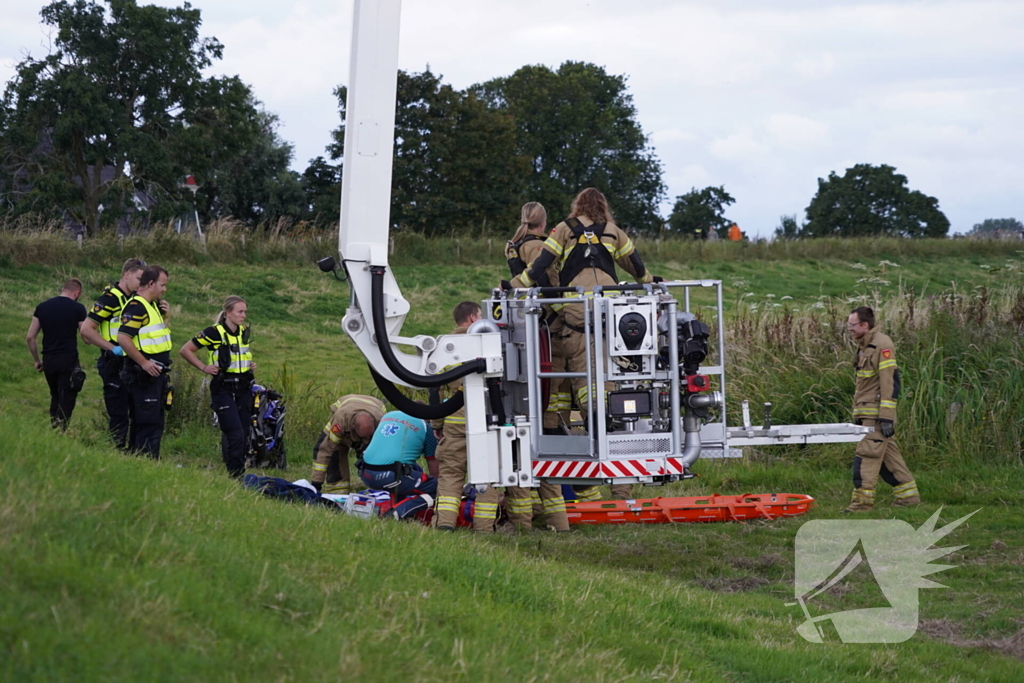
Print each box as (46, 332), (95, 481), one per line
(358, 410), (439, 520)
(844, 306), (920, 512)
(26, 278), (87, 430)
(179, 296), (256, 478)
(520, 188), (656, 500)
(311, 395), (385, 493)
(117, 265), (172, 459)
(432, 302), (504, 532)
(81, 258), (146, 449)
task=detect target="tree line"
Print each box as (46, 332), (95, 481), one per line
(1, 0), (1002, 240)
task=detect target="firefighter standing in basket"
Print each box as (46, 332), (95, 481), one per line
(844, 306), (920, 512)
(520, 188), (659, 501)
(503, 202), (570, 530)
(179, 296), (257, 478)
(116, 265), (172, 459)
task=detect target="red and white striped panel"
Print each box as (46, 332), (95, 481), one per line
(600, 459), (665, 478)
(664, 458), (685, 474)
(533, 460), (602, 479)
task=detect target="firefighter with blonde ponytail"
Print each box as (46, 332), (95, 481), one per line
(501, 202), (571, 532)
(179, 296), (257, 477)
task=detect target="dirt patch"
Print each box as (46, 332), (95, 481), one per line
(697, 576), (770, 593)
(919, 619), (1024, 661)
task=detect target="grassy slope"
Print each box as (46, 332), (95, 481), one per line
(3, 417), (1021, 682)
(2, 246), (1023, 680)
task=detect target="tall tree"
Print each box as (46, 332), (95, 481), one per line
(474, 62), (666, 233)
(968, 217), (1023, 237)
(0, 0), (266, 234)
(774, 214), (803, 240)
(328, 68), (528, 235)
(202, 108), (304, 224)
(803, 163), (949, 238)
(667, 186), (735, 238)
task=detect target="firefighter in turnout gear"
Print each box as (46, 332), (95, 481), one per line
(310, 395), (385, 493)
(116, 265), (172, 459)
(432, 302), (504, 532)
(521, 188), (656, 500)
(81, 258), (146, 449)
(180, 296), (257, 478)
(844, 306), (919, 512)
(503, 202), (571, 531)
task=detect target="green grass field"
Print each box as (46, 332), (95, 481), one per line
(2, 233), (1023, 681)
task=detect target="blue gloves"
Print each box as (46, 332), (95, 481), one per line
(111, 346), (125, 357)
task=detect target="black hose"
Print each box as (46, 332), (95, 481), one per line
(370, 266), (486, 387)
(368, 366), (466, 420)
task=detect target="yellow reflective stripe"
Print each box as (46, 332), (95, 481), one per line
(880, 400), (897, 408)
(856, 370), (877, 378)
(507, 500), (533, 512)
(879, 359), (897, 369)
(327, 431), (342, 443)
(614, 239), (635, 259)
(312, 463), (328, 472)
(577, 488), (602, 502)
(893, 480), (916, 492)
(444, 416), (466, 425)
(543, 237), (563, 256)
(323, 482), (349, 494)
(519, 269), (535, 286)
(436, 496), (461, 512)
(474, 503), (500, 519)
(853, 407), (879, 415)
(543, 498), (567, 511)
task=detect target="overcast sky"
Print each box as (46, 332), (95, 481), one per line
(3, 0), (1022, 236)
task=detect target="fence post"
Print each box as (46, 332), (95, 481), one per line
(457, 239), (461, 259)
(76, 234), (83, 249)
(389, 236), (395, 256)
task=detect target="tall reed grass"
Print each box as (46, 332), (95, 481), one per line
(729, 274), (1024, 466)
(3, 217), (1020, 269)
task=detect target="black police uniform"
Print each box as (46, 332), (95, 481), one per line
(87, 283), (133, 449)
(192, 324), (254, 477)
(118, 297), (171, 459)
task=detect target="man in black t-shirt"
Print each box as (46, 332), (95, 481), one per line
(26, 278), (88, 430)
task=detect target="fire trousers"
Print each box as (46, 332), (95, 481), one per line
(506, 481), (570, 531)
(434, 433), (502, 532)
(852, 418), (916, 500)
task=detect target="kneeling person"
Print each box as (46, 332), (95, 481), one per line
(358, 410), (439, 520)
(311, 395), (385, 493)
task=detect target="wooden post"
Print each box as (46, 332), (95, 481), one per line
(76, 234), (83, 249)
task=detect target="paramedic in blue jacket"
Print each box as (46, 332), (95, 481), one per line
(357, 410), (439, 520)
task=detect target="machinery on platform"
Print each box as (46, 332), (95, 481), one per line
(325, 0), (869, 495)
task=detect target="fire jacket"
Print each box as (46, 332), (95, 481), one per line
(520, 216), (652, 327)
(854, 327), (900, 422)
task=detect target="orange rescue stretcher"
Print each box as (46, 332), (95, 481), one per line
(565, 493), (814, 525)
